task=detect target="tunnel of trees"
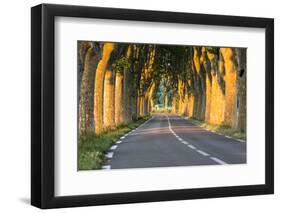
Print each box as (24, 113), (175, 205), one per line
(78, 41), (246, 136)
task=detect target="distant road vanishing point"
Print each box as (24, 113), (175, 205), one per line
(103, 114), (246, 170)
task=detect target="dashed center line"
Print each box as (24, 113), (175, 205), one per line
(210, 157), (227, 165)
(196, 149), (210, 156)
(188, 144), (196, 149)
(166, 115), (229, 166)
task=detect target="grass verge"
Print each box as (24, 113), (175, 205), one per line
(78, 116), (150, 170)
(187, 117), (246, 141)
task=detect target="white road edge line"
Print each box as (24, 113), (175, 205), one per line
(210, 157), (228, 165)
(118, 116), (155, 142)
(116, 140), (122, 144)
(196, 150), (210, 156)
(182, 141), (188, 145)
(110, 145), (118, 150)
(102, 165), (111, 170)
(105, 152), (114, 159)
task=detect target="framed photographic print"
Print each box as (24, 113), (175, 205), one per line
(31, 3), (274, 209)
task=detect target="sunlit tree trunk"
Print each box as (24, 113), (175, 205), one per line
(115, 72), (124, 125)
(178, 79), (185, 115)
(103, 69), (115, 130)
(123, 46), (132, 123)
(187, 93), (195, 117)
(94, 43), (114, 134)
(221, 48), (237, 128)
(182, 91), (189, 116)
(147, 82), (155, 113)
(207, 50), (225, 125)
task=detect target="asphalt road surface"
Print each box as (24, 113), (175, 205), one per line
(102, 114), (246, 170)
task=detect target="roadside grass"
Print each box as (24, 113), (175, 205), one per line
(187, 117), (246, 141)
(78, 116), (150, 170)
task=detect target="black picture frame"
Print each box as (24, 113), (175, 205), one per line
(31, 3), (274, 209)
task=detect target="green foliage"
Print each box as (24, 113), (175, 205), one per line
(78, 116), (150, 170)
(115, 56), (131, 73)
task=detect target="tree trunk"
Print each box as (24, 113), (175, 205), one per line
(115, 72), (124, 125)
(103, 69), (115, 130)
(187, 93), (195, 117)
(207, 49), (225, 125)
(123, 46), (132, 123)
(235, 48), (247, 132)
(220, 48), (237, 128)
(171, 94), (177, 114)
(192, 47), (206, 120)
(94, 43), (114, 134)
(78, 43), (101, 135)
(178, 79), (185, 115)
(147, 82), (155, 113)
(201, 48), (212, 122)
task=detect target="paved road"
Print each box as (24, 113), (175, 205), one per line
(102, 114), (246, 170)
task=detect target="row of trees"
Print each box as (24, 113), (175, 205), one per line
(78, 41), (246, 136)
(154, 46), (246, 131)
(78, 41), (158, 135)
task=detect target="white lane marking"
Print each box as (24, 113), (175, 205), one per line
(196, 150), (210, 156)
(138, 117), (154, 127)
(237, 139), (246, 143)
(110, 145), (118, 150)
(188, 144), (196, 149)
(118, 116), (156, 140)
(129, 133), (138, 136)
(116, 140), (122, 144)
(102, 165), (111, 170)
(225, 136), (231, 139)
(166, 115), (192, 147)
(105, 152), (114, 159)
(210, 157), (228, 165)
